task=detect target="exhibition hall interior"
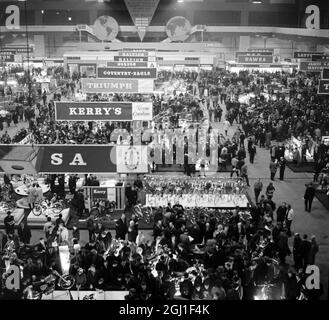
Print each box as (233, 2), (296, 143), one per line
(0, 0), (329, 301)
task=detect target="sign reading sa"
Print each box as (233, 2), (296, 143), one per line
(305, 5), (320, 30)
(2, 5), (20, 30)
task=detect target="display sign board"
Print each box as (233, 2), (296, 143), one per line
(318, 79), (329, 94)
(35, 145), (116, 173)
(237, 55), (273, 64)
(116, 145), (148, 173)
(299, 61), (329, 72)
(322, 68), (329, 79)
(54, 102), (153, 121)
(236, 51), (273, 57)
(294, 51), (323, 59)
(113, 56), (150, 62)
(247, 48), (274, 53)
(311, 54), (329, 61)
(81, 78), (154, 93)
(91, 188), (108, 200)
(1, 46), (34, 54)
(107, 61), (150, 68)
(97, 67), (157, 79)
(0, 53), (15, 62)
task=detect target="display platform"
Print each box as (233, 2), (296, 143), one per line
(146, 194), (249, 208)
(0, 208), (25, 227)
(15, 184), (50, 196)
(27, 208), (70, 227)
(41, 290), (128, 300)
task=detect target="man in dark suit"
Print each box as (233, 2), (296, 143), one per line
(276, 202), (287, 224)
(304, 182), (316, 212)
(115, 213), (128, 240)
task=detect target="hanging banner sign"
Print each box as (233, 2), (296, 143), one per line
(311, 54), (329, 61)
(54, 101), (153, 121)
(237, 55), (273, 64)
(81, 78), (154, 93)
(116, 145), (148, 173)
(0, 54), (15, 62)
(107, 61), (150, 68)
(318, 79), (329, 95)
(236, 51), (273, 57)
(97, 67), (157, 79)
(114, 56), (149, 62)
(294, 52), (323, 59)
(118, 51), (149, 57)
(35, 145), (116, 173)
(299, 61), (329, 72)
(322, 68), (329, 79)
(247, 48), (274, 53)
(124, 0), (160, 41)
(2, 46), (34, 54)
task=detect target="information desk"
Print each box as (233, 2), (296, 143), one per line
(146, 194), (249, 208)
(27, 208), (70, 227)
(0, 208), (25, 227)
(41, 290), (128, 300)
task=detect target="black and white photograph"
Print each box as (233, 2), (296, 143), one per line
(0, 0), (328, 309)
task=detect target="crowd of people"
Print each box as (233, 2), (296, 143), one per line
(0, 68), (327, 300)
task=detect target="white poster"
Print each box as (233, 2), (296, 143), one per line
(116, 145), (148, 173)
(132, 102), (153, 121)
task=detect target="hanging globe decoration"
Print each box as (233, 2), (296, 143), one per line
(166, 16), (192, 42)
(92, 15), (119, 41)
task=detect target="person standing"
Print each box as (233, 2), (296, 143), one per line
(285, 204), (294, 237)
(304, 182), (316, 212)
(269, 157), (278, 181)
(249, 144), (256, 164)
(4, 211), (15, 236)
(17, 221), (32, 244)
(278, 157), (286, 181)
(240, 163), (250, 187)
(300, 234), (311, 269)
(266, 182), (275, 200)
(276, 202), (287, 224)
(253, 178), (263, 203)
(309, 235), (319, 265)
(293, 233), (303, 270)
(230, 155), (239, 178)
(115, 213), (128, 240)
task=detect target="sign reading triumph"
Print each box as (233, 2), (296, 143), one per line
(54, 102), (153, 121)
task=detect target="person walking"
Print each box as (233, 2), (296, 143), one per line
(253, 178), (263, 203)
(266, 182), (275, 200)
(249, 144), (256, 164)
(309, 235), (319, 265)
(115, 213), (128, 240)
(304, 182), (316, 212)
(269, 157), (278, 181)
(278, 157), (286, 181)
(285, 204), (294, 237)
(276, 202), (287, 224)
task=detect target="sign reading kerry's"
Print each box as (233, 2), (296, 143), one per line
(97, 67), (157, 79)
(54, 102), (153, 121)
(318, 80), (329, 95)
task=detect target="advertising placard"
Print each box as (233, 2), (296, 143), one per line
(54, 101), (153, 121)
(116, 145), (148, 173)
(97, 67), (157, 79)
(81, 78), (154, 93)
(299, 61), (329, 72)
(318, 79), (329, 94)
(294, 51), (323, 59)
(237, 55), (273, 64)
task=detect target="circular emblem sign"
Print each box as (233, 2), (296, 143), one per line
(93, 16), (119, 41)
(166, 16), (192, 42)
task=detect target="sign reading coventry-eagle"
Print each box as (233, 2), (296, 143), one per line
(54, 102), (153, 121)
(97, 67), (157, 79)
